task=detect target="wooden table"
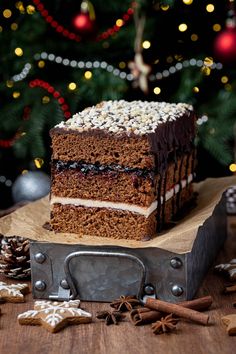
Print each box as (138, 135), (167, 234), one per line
(0, 219), (236, 354)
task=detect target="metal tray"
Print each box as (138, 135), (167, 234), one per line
(30, 194), (226, 303)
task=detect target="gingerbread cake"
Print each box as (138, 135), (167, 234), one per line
(50, 100), (196, 240)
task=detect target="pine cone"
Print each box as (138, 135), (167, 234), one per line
(0, 234), (31, 279)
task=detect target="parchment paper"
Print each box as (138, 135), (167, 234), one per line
(0, 176), (235, 253)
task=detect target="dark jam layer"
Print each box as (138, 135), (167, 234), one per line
(54, 160), (155, 179)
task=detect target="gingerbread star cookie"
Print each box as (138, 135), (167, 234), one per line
(0, 281), (29, 303)
(222, 314), (236, 335)
(18, 300), (92, 333)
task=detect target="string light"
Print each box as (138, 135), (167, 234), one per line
(13, 91), (20, 98)
(68, 82), (77, 90)
(150, 58), (223, 82)
(191, 34), (198, 41)
(183, 0), (193, 4)
(213, 24), (221, 32)
(221, 76), (229, 83)
(203, 57), (214, 66)
(160, 5), (169, 11)
(178, 23), (188, 32)
(6, 80), (14, 87)
(142, 40), (151, 49)
(38, 60), (45, 68)
(0, 176), (12, 187)
(116, 19), (124, 27)
(42, 95), (50, 104)
(225, 84), (232, 91)
(10, 52), (224, 87)
(206, 4), (214, 13)
(3, 9), (12, 18)
(193, 86), (199, 93)
(84, 71), (92, 79)
(26, 5), (35, 14)
(12, 63), (31, 82)
(196, 115), (208, 125)
(229, 163), (236, 172)
(34, 52), (133, 81)
(11, 23), (18, 31)
(153, 87), (161, 95)
(14, 47), (23, 56)
(119, 61), (126, 69)
(16, 1), (25, 14)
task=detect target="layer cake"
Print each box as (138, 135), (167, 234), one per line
(50, 100), (196, 240)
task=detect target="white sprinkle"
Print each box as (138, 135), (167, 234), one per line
(55, 100), (193, 136)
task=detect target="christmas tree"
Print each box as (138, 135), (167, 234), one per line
(0, 0), (236, 208)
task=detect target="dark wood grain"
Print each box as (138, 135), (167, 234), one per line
(0, 219), (236, 354)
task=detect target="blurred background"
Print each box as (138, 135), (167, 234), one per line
(0, 0), (236, 209)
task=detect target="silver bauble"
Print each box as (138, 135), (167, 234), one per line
(12, 171), (51, 203)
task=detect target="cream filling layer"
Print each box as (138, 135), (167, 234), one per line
(51, 174), (193, 218)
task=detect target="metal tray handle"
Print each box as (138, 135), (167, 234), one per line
(64, 250), (147, 300)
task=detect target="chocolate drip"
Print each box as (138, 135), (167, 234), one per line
(156, 176), (163, 232)
(171, 148), (179, 218)
(147, 112), (195, 174)
(175, 154), (185, 214)
(161, 170), (168, 226)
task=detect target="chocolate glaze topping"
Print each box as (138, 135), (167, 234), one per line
(51, 100), (196, 175)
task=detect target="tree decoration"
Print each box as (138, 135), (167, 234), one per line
(33, 0), (135, 42)
(12, 171), (50, 203)
(29, 79), (71, 119)
(128, 12), (151, 93)
(73, 0), (96, 34)
(96, 3), (135, 41)
(0, 106), (31, 149)
(214, 0), (236, 63)
(32, 0), (81, 42)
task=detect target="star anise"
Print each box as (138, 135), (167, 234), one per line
(151, 314), (179, 335)
(96, 310), (124, 325)
(110, 295), (141, 312)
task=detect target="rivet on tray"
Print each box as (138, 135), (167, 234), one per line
(34, 252), (46, 264)
(60, 279), (70, 289)
(171, 284), (184, 296)
(144, 284), (155, 295)
(34, 280), (46, 291)
(170, 257), (182, 269)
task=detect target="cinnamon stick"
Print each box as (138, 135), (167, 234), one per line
(130, 296), (212, 326)
(224, 285), (236, 294)
(146, 298), (209, 325)
(130, 308), (163, 325)
(178, 296), (213, 311)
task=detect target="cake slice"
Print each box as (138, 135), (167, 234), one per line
(50, 100), (196, 240)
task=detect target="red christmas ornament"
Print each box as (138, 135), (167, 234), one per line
(214, 26), (236, 63)
(73, 0), (95, 34)
(73, 13), (94, 32)
(214, 3), (236, 63)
